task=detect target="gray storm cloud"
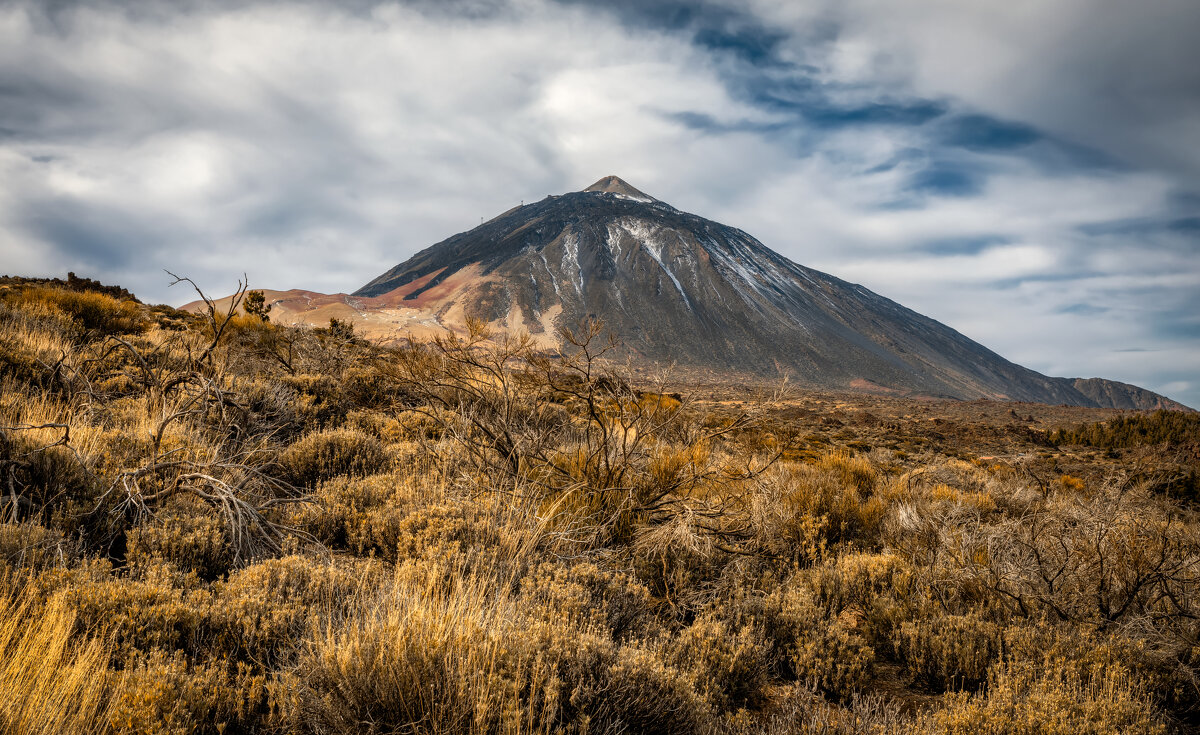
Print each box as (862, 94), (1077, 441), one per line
(0, 0), (1196, 406)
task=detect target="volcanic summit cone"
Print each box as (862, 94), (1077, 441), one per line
(349, 177), (1180, 409)
(195, 176), (1185, 410)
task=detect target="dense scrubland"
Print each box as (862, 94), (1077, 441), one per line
(1, 276), (1198, 735)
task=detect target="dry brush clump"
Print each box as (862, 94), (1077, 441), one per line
(0, 275), (1198, 734)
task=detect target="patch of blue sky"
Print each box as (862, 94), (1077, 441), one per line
(939, 114), (1040, 152)
(921, 236), (1011, 256)
(1056, 303), (1109, 316)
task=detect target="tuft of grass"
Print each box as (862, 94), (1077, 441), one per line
(286, 567), (563, 735)
(0, 592), (118, 735)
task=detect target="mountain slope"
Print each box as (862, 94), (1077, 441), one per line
(350, 176), (1183, 410)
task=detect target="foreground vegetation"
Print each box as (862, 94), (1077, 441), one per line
(0, 276), (1198, 734)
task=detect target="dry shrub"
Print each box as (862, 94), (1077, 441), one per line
(0, 592), (117, 735)
(126, 512), (232, 580)
(790, 616), (875, 703)
(810, 552), (915, 614)
(1059, 474), (1086, 493)
(721, 582), (875, 702)
(589, 644), (706, 735)
(287, 569), (561, 734)
(283, 471), (399, 545)
(0, 297), (78, 375)
(893, 609), (1003, 691)
(930, 624), (1167, 734)
(365, 501), (512, 565)
(217, 312), (270, 338)
(817, 451), (878, 494)
(288, 564), (706, 735)
(630, 512), (724, 613)
(715, 685), (908, 735)
(342, 365), (415, 409)
(890, 460), (1014, 517)
(760, 452), (887, 554)
(0, 431), (99, 521)
(342, 408), (399, 441)
(240, 380), (305, 440)
(390, 408), (447, 440)
(808, 552), (917, 655)
(213, 555), (374, 666)
(7, 287), (144, 336)
(0, 522), (71, 574)
(925, 482), (998, 514)
(517, 561), (661, 641)
(278, 373), (347, 429)
(279, 427), (389, 488)
(60, 573), (211, 656)
(751, 481), (829, 564)
(109, 650), (271, 735)
(672, 615), (770, 711)
(293, 472), (529, 569)
(932, 481), (1200, 657)
(388, 319), (760, 551)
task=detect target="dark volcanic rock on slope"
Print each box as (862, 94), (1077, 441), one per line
(357, 177), (1184, 410)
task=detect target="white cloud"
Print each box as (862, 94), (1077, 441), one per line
(0, 0), (1196, 407)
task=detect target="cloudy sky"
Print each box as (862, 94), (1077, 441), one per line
(1, 0), (1197, 406)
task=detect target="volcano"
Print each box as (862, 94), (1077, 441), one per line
(342, 176), (1179, 409)
(195, 177), (1184, 410)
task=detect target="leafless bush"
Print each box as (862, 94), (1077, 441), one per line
(387, 318), (780, 548)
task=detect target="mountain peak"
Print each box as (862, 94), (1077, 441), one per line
(347, 181), (1182, 411)
(582, 175), (656, 201)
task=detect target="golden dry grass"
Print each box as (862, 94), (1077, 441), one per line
(0, 592), (117, 735)
(0, 279), (1197, 734)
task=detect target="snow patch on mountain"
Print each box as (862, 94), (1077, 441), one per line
(642, 239), (691, 309)
(610, 218), (692, 309)
(538, 251), (561, 299)
(561, 232), (584, 296)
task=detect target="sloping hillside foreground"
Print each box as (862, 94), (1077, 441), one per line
(0, 278), (1197, 734)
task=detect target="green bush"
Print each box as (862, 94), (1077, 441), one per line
(1051, 410), (1200, 449)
